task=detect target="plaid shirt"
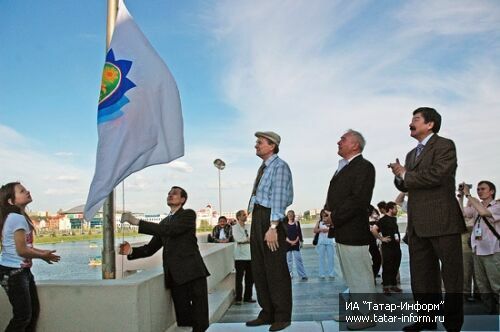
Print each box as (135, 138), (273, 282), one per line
(249, 154), (293, 221)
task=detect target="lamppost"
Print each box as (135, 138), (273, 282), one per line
(213, 158), (226, 217)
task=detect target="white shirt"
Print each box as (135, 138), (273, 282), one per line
(464, 200), (500, 256)
(232, 223), (251, 260)
(317, 221), (334, 245)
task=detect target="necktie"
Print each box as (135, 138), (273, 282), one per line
(415, 143), (424, 158)
(251, 163), (266, 196)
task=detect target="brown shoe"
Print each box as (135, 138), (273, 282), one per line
(383, 287), (392, 295)
(246, 318), (271, 327)
(390, 286), (402, 293)
(269, 321), (291, 331)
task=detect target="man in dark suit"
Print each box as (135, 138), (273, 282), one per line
(390, 107), (466, 331)
(120, 186), (210, 332)
(324, 129), (376, 330)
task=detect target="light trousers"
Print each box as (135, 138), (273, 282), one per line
(473, 252), (500, 314)
(336, 243), (376, 315)
(316, 243), (335, 277)
(286, 250), (307, 278)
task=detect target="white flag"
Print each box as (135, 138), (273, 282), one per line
(84, 0), (183, 221)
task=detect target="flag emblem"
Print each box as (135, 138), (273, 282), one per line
(98, 49), (136, 124)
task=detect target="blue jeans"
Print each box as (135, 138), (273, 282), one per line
(0, 267), (39, 332)
(286, 250), (307, 278)
(316, 243), (335, 277)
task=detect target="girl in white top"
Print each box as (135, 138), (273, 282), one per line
(0, 182), (60, 331)
(313, 209), (336, 278)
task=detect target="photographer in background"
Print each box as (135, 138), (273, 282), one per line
(456, 184), (478, 302)
(459, 181), (500, 314)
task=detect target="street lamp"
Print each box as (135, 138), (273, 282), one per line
(213, 158), (226, 217)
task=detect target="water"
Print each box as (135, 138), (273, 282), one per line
(31, 235), (152, 280)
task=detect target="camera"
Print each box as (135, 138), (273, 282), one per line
(458, 183), (472, 191)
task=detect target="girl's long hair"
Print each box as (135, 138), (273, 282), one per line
(319, 209), (326, 222)
(0, 182), (34, 243)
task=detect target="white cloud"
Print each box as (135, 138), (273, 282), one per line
(54, 152), (75, 157)
(55, 175), (80, 182)
(396, 0), (500, 36)
(2, 1), (499, 216)
(201, 0), (500, 212)
(166, 160), (194, 173)
(0, 125), (91, 212)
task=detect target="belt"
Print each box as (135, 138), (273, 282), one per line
(253, 203), (270, 210)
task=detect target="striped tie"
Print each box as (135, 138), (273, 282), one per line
(251, 163), (266, 196)
(416, 143), (424, 158)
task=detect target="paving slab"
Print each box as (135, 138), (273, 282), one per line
(207, 321), (323, 332)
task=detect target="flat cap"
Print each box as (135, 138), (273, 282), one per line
(255, 131), (281, 146)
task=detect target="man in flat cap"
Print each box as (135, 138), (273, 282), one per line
(246, 131), (294, 332)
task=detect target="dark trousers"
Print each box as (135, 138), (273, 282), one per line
(381, 243), (401, 286)
(1, 268), (40, 332)
(170, 276), (209, 332)
(250, 205), (292, 322)
(408, 229), (464, 331)
(235, 260), (253, 301)
(369, 241), (381, 278)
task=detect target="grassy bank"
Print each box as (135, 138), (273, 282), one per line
(35, 230), (143, 244)
(35, 229), (211, 244)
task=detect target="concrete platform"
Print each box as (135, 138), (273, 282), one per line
(209, 243), (498, 332)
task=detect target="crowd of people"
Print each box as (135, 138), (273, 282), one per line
(1, 106), (498, 332)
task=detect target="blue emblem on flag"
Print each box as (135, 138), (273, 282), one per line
(98, 49), (136, 124)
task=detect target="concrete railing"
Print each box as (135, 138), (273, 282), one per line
(0, 241), (235, 332)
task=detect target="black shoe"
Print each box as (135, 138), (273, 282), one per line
(402, 322), (437, 331)
(269, 321), (291, 331)
(246, 318), (271, 327)
(244, 298), (257, 303)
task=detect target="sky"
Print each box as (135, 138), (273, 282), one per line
(1, 0), (499, 215)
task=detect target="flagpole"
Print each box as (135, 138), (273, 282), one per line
(102, 0), (119, 280)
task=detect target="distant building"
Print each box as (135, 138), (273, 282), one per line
(46, 214), (65, 230)
(303, 208), (321, 220)
(59, 216), (71, 231)
(196, 204), (217, 227)
(63, 205), (102, 230)
(195, 204), (239, 227)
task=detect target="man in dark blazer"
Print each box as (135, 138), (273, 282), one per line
(390, 107), (466, 332)
(324, 129), (376, 330)
(120, 186), (210, 332)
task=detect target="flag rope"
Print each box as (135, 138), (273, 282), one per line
(121, 180), (125, 279)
